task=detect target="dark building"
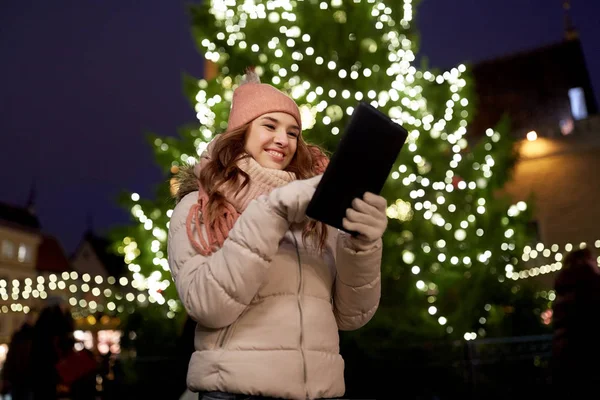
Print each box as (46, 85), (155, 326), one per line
(0, 200), (70, 343)
(469, 28), (597, 139)
(490, 11), (600, 289)
(71, 229), (127, 278)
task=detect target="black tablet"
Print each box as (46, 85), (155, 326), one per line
(306, 101), (408, 234)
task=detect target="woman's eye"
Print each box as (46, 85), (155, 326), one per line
(288, 132), (298, 137)
(265, 124), (275, 130)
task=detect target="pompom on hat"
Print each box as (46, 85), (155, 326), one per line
(227, 67), (302, 132)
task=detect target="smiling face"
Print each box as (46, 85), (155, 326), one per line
(244, 112), (300, 170)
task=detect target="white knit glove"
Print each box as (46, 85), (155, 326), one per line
(267, 175), (322, 223)
(343, 192), (388, 250)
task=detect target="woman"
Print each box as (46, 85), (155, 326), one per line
(168, 69), (387, 400)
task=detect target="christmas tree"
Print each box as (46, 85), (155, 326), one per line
(112, 0), (546, 341)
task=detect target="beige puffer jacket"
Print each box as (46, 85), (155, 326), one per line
(168, 189), (382, 400)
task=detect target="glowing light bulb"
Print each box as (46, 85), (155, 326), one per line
(526, 131), (537, 141)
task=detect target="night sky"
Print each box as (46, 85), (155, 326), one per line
(2, 0), (599, 254)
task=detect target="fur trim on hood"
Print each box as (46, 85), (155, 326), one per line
(173, 163), (200, 204)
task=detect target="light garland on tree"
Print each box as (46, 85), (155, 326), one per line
(117, 200), (175, 313)
(195, 0), (455, 335)
(132, 0), (504, 338)
(187, 0), (509, 339)
(116, 0), (593, 340)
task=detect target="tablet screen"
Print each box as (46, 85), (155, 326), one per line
(306, 102), (408, 233)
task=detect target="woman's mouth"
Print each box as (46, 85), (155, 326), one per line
(265, 149), (285, 161)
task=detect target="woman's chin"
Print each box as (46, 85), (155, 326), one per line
(257, 156), (287, 170)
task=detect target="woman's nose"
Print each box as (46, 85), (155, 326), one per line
(273, 129), (289, 147)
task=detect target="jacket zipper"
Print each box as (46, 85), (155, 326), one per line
(292, 232), (309, 400)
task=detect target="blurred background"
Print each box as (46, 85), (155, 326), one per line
(1, 0), (599, 398)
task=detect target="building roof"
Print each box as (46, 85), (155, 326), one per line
(469, 37), (597, 139)
(74, 230), (126, 278)
(36, 234), (71, 273)
(0, 201), (41, 231)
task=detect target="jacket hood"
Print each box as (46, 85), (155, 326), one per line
(173, 163), (200, 204)
(172, 135), (221, 204)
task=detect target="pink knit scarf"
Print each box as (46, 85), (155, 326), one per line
(185, 142), (329, 256)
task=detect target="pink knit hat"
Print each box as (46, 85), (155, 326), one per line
(227, 68), (302, 132)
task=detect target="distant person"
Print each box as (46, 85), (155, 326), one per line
(29, 298), (75, 399)
(167, 68), (387, 399)
(29, 297), (96, 400)
(1, 312), (36, 400)
(551, 248), (600, 394)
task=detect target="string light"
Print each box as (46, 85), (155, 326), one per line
(510, 240), (600, 281)
(0, 271), (177, 317)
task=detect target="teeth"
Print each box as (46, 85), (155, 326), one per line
(267, 150), (284, 159)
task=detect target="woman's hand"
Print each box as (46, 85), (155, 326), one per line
(268, 175), (322, 223)
(343, 192), (388, 248)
